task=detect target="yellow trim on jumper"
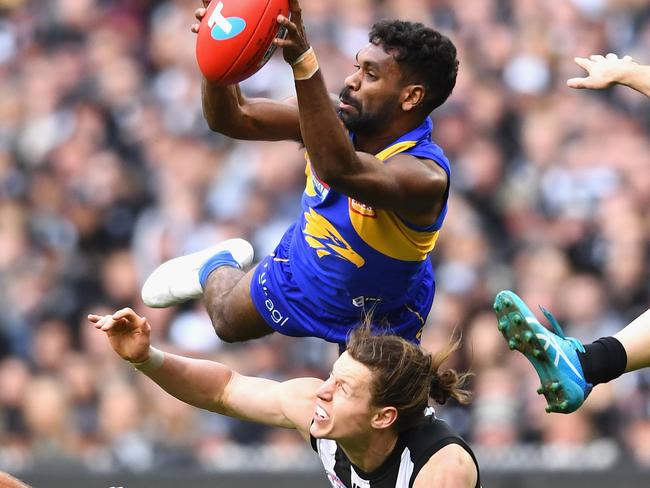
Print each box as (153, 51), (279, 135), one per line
(405, 304), (426, 326)
(349, 140), (440, 262)
(304, 153), (317, 197)
(374, 141), (419, 161)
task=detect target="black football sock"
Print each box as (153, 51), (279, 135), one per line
(577, 337), (627, 386)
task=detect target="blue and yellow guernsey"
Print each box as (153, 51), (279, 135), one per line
(289, 117), (450, 317)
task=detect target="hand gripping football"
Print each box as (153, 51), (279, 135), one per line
(196, 0), (290, 84)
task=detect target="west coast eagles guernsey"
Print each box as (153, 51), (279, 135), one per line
(249, 117), (450, 343)
(291, 117), (450, 316)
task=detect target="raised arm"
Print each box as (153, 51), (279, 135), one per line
(88, 308), (319, 440)
(567, 54), (650, 98)
(273, 1), (447, 226)
(201, 79), (303, 141)
(192, 2), (302, 141)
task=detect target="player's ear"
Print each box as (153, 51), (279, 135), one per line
(371, 406), (398, 430)
(400, 85), (425, 112)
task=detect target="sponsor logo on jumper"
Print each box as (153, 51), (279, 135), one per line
(208, 1), (246, 41)
(312, 171), (330, 200)
(349, 199), (376, 218)
(303, 209), (365, 268)
(326, 472), (347, 488)
(352, 296), (383, 308)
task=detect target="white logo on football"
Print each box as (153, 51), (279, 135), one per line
(208, 1), (232, 34)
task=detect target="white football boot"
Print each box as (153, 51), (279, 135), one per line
(141, 238), (254, 308)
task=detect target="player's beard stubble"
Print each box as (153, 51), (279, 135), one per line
(337, 86), (396, 136)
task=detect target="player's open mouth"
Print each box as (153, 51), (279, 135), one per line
(315, 404), (329, 420)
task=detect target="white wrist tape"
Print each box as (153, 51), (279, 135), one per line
(291, 47), (319, 81)
(132, 346), (165, 373)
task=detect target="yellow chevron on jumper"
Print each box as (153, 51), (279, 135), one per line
(350, 139), (440, 261)
(303, 208), (365, 268)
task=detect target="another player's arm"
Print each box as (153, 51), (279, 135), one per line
(412, 444), (478, 488)
(148, 354), (318, 438)
(88, 309), (318, 440)
(568, 54), (650, 98)
(275, 2), (447, 226)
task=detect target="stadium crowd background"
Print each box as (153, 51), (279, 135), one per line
(0, 0), (650, 476)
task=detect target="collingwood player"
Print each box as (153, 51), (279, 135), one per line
(89, 308), (480, 488)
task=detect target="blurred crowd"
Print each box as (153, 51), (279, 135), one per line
(1, 0), (650, 475)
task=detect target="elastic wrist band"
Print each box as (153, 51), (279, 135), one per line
(132, 346), (165, 373)
(291, 47), (319, 81)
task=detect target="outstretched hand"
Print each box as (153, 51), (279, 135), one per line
(273, 0), (311, 64)
(88, 308), (151, 363)
(567, 53), (637, 90)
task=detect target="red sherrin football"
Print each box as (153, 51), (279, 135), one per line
(196, 0), (289, 84)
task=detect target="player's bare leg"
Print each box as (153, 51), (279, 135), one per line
(141, 238), (274, 342)
(202, 266), (274, 342)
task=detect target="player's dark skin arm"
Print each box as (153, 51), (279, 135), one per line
(201, 79), (345, 142)
(193, 0), (446, 225)
(293, 70), (446, 225)
(201, 80), (302, 141)
(275, 1), (447, 226)
(192, 3), (301, 141)
(194, 4), (340, 142)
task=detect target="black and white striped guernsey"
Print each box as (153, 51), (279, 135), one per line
(310, 412), (480, 488)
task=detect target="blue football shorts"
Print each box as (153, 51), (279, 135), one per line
(249, 233), (435, 346)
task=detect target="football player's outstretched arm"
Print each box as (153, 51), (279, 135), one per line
(192, 1), (302, 141)
(568, 54), (650, 98)
(88, 308), (318, 440)
(273, 0), (448, 227)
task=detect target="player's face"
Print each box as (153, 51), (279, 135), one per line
(310, 352), (379, 441)
(338, 43), (405, 135)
